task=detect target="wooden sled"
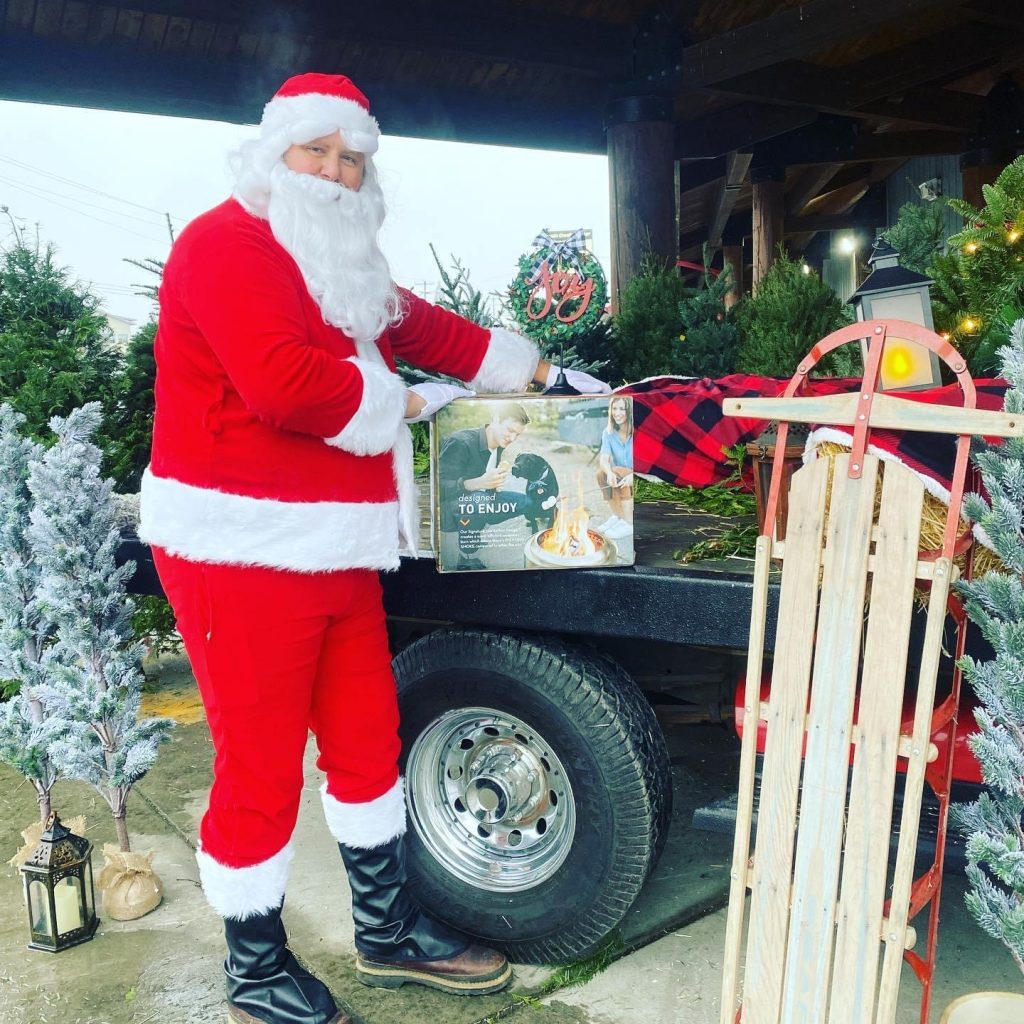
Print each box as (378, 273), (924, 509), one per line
(718, 320), (1024, 1024)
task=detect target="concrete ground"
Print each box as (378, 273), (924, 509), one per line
(1, 653), (1020, 1024)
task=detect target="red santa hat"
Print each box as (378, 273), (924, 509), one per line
(259, 72), (381, 156)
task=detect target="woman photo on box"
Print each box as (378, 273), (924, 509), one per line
(595, 396), (634, 539)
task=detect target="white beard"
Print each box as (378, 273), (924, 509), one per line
(266, 163), (400, 358)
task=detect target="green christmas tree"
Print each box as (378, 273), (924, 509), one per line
(734, 250), (855, 377)
(934, 156), (1024, 375)
(676, 258), (743, 378)
(881, 198), (948, 276)
(611, 253), (690, 383)
(951, 317), (1024, 975)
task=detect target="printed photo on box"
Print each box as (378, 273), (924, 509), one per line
(433, 394), (634, 573)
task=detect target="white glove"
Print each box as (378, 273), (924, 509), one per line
(545, 365), (611, 394)
(405, 381), (475, 423)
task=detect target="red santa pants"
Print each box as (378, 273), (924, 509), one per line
(153, 549), (402, 874)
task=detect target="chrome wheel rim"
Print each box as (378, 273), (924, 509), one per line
(406, 707), (576, 892)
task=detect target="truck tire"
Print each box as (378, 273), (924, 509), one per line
(393, 629), (671, 964)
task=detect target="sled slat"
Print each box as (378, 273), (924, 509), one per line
(741, 457), (830, 1024)
(828, 465), (925, 1024)
(874, 563), (953, 1022)
(778, 455), (877, 1024)
(719, 534), (773, 1024)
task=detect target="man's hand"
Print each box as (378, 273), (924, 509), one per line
(405, 381), (475, 423)
(544, 365), (611, 394)
(464, 466), (509, 490)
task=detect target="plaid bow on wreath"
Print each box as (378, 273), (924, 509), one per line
(526, 228), (588, 283)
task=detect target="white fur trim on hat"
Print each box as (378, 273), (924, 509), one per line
(261, 92), (380, 155)
(320, 778), (407, 849)
(139, 468), (401, 572)
(469, 328), (540, 394)
(196, 841), (294, 920)
(325, 358), (406, 456)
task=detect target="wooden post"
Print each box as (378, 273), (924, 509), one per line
(606, 95), (676, 310)
(722, 244), (744, 308)
(751, 164), (785, 293)
(959, 148), (1007, 209)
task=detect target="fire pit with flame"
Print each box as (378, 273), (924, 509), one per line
(523, 495), (618, 568)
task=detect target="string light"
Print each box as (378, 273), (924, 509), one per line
(961, 316), (979, 335)
(964, 241), (979, 254)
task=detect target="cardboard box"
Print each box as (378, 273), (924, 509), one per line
(432, 394), (635, 572)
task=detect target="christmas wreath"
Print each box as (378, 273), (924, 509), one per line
(508, 231), (608, 344)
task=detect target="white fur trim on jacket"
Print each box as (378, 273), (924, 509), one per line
(320, 778), (407, 850)
(196, 841), (294, 920)
(469, 328), (540, 394)
(261, 92), (380, 155)
(326, 358), (407, 456)
(139, 468), (401, 572)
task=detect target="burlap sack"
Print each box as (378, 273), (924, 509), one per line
(97, 844), (163, 920)
(8, 816), (87, 870)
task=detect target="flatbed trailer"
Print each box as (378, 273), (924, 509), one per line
(120, 494), (978, 965)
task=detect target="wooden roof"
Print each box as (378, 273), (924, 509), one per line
(2, 0), (1021, 258)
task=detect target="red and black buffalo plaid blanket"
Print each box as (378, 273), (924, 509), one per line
(622, 375), (1009, 502)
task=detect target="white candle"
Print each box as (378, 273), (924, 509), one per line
(54, 878), (83, 934)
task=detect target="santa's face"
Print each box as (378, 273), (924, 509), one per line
(283, 131), (365, 192)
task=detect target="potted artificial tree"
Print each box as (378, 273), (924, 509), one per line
(944, 320), (1024, 1021)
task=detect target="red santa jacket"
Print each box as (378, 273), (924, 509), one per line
(139, 198), (537, 572)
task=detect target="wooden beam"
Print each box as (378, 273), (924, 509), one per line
(707, 151), (752, 247)
(608, 118), (677, 305)
(676, 104), (816, 159)
(677, 0), (967, 92)
(0, 32), (609, 151)
(755, 123), (966, 169)
(752, 170), (785, 289)
(702, 23), (1007, 129)
(854, 91), (984, 133)
(786, 164), (843, 216)
(52, 0), (629, 78)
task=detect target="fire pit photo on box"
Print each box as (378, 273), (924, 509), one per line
(523, 497), (619, 568)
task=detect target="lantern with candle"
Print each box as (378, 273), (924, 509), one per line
(849, 238), (943, 391)
(19, 813), (98, 952)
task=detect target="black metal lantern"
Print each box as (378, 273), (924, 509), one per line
(19, 813), (99, 952)
(849, 238), (942, 391)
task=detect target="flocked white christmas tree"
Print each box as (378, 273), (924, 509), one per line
(27, 404), (173, 852)
(953, 318), (1024, 976)
(0, 403), (64, 824)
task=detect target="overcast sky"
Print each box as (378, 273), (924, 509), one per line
(0, 99), (611, 329)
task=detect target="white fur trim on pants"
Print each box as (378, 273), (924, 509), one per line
(139, 468), (401, 572)
(469, 328), (540, 394)
(320, 778), (407, 850)
(196, 841), (294, 920)
(326, 358), (407, 456)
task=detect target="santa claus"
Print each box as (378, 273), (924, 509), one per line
(139, 72), (608, 1024)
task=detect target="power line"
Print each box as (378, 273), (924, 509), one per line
(0, 173), (172, 231)
(0, 177), (170, 245)
(0, 154), (189, 223)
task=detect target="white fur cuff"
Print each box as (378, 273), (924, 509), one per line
(326, 358), (407, 456)
(320, 778), (407, 849)
(469, 328), (540, 394)
(196, 842), (294, 920)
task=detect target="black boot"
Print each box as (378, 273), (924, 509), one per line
(338, 835), (512, 996)
(224, 904), (348, 1024)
